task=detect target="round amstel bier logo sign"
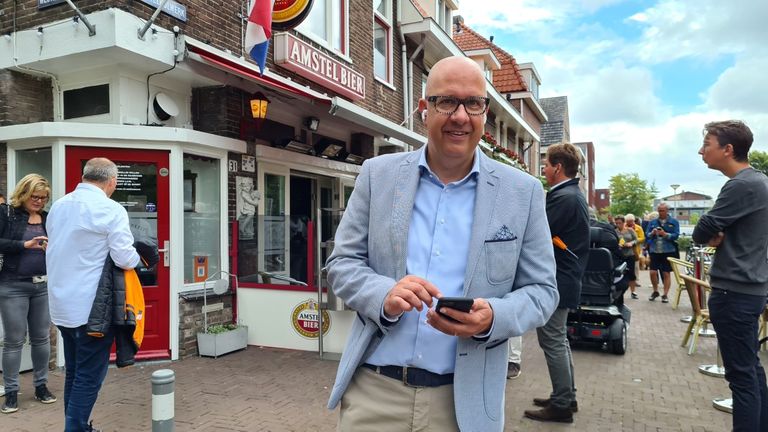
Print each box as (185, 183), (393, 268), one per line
(273, 0), (314, 31)
(291, 298), (330, 339)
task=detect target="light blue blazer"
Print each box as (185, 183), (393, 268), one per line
(326, 146), (558, 432)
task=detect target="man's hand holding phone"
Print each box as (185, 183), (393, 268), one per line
(427, 296), (494, 338)
(383, 275), (441, 319)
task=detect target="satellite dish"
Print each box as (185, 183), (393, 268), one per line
(211, 278), (229, 295)
(153, 92), (179, 121)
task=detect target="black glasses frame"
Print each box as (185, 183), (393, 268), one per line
(427, 95), (490, 116)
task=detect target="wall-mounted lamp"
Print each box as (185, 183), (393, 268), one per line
(72, 16), (80, 28)
(315, 138), (345, 159)
(3, 33), (11, 42)
(344, 154), (365, 165)
(36, 27), (44, 38)
(151, 28), (158, 39)
(250, 92), (270, 119)
(305, 116), (320, 131)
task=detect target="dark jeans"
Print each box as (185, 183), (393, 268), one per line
(58, 325), (113, 432)
(708, 289), (768, 432)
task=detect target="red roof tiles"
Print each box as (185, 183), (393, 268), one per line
(452, 22), (528, 93)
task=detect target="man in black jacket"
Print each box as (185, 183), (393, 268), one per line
(525, 143), (590, 423)
(693, 120), (768, 431)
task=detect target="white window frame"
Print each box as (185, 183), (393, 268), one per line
(297, 0), (349, 57)
(373, 0), (393, 85)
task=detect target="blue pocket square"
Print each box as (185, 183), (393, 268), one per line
(489, 225), (517, 242)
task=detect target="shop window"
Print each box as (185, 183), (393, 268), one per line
(63, 84), (109, 120)
(297, 0), (347, 55)
(183, 155), (221, 283)
(263, 173), (286, 273)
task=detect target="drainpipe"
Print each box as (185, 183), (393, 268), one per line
(397, 4), (409, 131)
(407, 35), (425, 130)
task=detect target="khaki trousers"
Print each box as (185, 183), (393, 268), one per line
(338, 367), (459, 432)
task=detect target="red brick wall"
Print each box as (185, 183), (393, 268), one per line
(2, 1), (406, 126)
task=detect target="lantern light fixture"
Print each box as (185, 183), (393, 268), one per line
(250, 92), (270, 120)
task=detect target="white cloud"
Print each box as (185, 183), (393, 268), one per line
(455, 0), (768, 201)
(703, 57), (768, 113)
(628, 0), (768, 63)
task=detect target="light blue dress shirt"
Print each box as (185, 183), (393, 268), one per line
(366, 148), (479, 374)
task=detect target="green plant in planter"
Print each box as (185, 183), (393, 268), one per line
(205, 323), (239, 334)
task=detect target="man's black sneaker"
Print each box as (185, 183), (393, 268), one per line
(86, 420), (102, 432)
(661, 295), (669, 303)
(1, 391), (18, 414)
(34, 384), (57, 404)
(631, 292), (639, 299)
(649, 291), (660, 301)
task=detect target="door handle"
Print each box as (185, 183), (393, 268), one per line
(158, 240), (170, 267)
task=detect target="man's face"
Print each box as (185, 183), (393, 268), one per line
(626, 219), (635, 227)
(658, 206), (668, 219)
(543, 158), (558, 186)
(699, 133), (728, 170)
(419, 61), (486, 166)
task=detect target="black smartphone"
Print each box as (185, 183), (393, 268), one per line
(435, 297), (474, 322)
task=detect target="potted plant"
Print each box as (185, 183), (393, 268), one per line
(196, 270), (248, 357)
(197, 323), (248, 358)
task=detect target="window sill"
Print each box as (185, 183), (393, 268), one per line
(374, 76), (396, 91)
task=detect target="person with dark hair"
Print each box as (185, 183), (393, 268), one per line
(694, 120), (767, 432)
(0, 174), (56, 414)
(47, 158), (140, 432)
(524, 142), (590, 424)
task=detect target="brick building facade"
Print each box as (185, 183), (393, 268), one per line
(0, 0), (543, 361)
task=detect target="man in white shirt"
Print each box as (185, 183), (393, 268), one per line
(46, 158), (139, 432)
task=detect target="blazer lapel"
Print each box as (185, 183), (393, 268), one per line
(391, 149), (422, 278)
(464, 155), (499, 294)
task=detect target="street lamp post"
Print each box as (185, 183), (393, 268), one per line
(670, 184), (680, 219)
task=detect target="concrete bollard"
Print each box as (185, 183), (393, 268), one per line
(151, 369), (175, 432)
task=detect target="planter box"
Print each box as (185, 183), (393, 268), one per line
(197, 326), (248, 358)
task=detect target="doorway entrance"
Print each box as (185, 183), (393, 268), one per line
(65, 147), (171, 359)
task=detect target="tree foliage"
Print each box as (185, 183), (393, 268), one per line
(750, 150), (768, 176)
(607, 173), (657, 217)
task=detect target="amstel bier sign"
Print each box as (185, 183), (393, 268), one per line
(291, 298), (331, 339)
(274, 33), (366, 101)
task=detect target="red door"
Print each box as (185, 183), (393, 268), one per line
(65, 147), (171, 360)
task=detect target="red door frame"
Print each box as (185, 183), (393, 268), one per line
(65, 147), (171, 359)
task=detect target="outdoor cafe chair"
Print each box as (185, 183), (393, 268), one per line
(668, 257), (695, 310)
(679, 273), (712, 355)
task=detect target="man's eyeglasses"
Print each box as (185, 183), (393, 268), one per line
(29, 195), (48, 202)
(427, 95), (490, 116)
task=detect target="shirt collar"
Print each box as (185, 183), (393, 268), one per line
(418, 147), (481, 185)
(76, 182), (107, 196)
(549, 177), (574, 191)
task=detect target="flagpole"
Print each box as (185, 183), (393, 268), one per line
(138, 0), (171, 40)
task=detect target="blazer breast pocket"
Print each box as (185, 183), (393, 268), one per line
(484, 239), (518, 285)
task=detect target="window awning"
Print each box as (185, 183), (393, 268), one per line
(185, 37), (332, 104)
(184, 37), (427, 149)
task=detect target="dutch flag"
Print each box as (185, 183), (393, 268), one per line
(245, 0), (275, 74)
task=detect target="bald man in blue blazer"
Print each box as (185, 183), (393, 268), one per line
(325, 56), (558, 432)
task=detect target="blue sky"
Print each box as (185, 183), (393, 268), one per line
(457, 0), (768, 202)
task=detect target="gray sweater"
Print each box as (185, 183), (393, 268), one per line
(693, 167), (768, 296)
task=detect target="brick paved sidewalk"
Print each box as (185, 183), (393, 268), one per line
(2, 270), (737, 431)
